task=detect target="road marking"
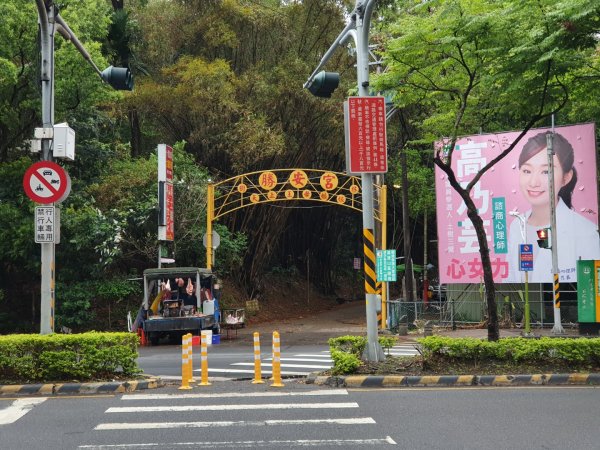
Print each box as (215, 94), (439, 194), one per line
(231, 362), (331, 369)
(0, 397), (47, 425)
(121, 389), (348, 400)
(203, 368), (306, 376)
(265, 358), (333, 363)
(292, 354), (334, 358)
(106, 402), (359, 413)
(79, 436), (397, 448)
(95, 417), (376, 430)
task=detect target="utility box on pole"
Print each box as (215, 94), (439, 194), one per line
(52, 123), (75, 161)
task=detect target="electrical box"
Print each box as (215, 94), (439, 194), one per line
(52, 123), (75, 161)
(30, 139), (41, 153)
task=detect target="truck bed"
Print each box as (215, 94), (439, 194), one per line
(143, 315), (215, 333)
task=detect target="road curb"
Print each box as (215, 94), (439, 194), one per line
(306, 373), (600, 388)
(0, 377), (164, 396)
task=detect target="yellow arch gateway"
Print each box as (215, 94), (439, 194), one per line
(209, 169), (385, 220)
(206, 168), (388, 327)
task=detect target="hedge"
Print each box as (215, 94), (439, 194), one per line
(418, 336), (600, 365)
(0, 332), (141, 383)
(328, 335), (397, 375)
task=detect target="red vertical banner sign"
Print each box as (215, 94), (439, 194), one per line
(344, 96), (388, 174)
(158, 144), (174, 241)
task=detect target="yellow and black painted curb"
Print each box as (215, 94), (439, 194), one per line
(0, 377), (163, 396)
(307, 373), (600, 388)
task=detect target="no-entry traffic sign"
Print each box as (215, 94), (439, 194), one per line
(23, 161), (70, 204)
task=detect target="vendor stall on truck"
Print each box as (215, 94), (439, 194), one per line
(132, 267), (220, 345)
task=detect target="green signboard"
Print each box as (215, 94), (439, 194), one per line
(492, 197), (507, 254)
(376, 249), (397, 282)
(577, 260), (598, 323)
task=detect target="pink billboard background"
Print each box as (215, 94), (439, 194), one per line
(435, 123), (599, 284)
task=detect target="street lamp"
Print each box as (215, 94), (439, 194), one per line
(509, 211), (532, 336)
(35, 0), (133, 334)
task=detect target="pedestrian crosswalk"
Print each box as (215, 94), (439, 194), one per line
(79, 389), (397, 448)
(202, 344), (419, 379)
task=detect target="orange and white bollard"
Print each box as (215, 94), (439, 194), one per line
(178, 333), (192, 390)
(270, 331), (284, 387)
(186, 333), (195, 384)
(199, 332), (211, 386)
(252, 332), (264, 384)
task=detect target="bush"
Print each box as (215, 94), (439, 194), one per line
(328, 335), (398, 374)
(0, 332), (141, 383)
(418, 336), (600, 365)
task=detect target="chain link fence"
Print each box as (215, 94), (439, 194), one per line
(387, 283), (579, 331)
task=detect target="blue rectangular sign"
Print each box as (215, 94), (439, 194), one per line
(519, 244), (534, 271)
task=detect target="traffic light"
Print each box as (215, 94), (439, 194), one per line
(307, 71), (340, 98)
(536, 228), (551, 249)
(101, 66), (134, 91)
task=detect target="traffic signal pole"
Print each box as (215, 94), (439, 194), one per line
(304, 0), (384, 361)
(547, 133), (564, 334)
(34, 0), (133, 334)
(37, 1), (56, 334)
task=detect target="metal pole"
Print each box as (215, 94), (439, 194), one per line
(547, 133), (564, 334)
(357, 0), (384, 361)
(37, 1), (56, 335)
(206, 183), (214, 270)
(381, 185), (387, 329)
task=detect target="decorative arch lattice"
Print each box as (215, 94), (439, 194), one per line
(210, 168), (384, 223)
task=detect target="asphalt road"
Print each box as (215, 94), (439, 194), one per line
(137, 342), (419, 380)
(2, 384), (600, 449)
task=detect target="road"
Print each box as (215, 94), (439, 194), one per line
(137, 300), (418, 380)
(2, 384), (600, 449)
(137, 342), (419, 380)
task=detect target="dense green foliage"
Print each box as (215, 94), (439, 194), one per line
(0, 332), (140, 383)
(419, 336), (600, 364)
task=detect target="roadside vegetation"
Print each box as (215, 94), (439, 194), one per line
(0, 332), (140, 384)
(328, 335), (600, 376)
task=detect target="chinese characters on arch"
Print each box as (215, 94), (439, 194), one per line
(435, 123), (600, 284)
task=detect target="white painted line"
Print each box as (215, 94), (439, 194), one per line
(122, 389), (348, 400)
(231, 362), (331, 369)
(79, 436), (396, 448)
(95, 417), (376, 430)
(266, 358), (333, 363)
(0, 397), (47, 425)
(105, 402), (359, 413)
(293, 354), (333, 358)
(203, 368), (307, 376)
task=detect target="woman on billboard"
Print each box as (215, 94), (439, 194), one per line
(506, 131), (600, 283)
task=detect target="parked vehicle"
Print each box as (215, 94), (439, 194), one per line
(131, 267), (220, 345)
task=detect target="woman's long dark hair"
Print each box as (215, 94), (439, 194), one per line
(518, 131), (577, 208)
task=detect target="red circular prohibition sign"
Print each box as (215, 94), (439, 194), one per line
(23, 161), (69, 204)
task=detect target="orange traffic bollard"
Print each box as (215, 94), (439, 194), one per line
(270, 331), (284, 387)
(252, 332), (264, 384)
(186, 333), (195, 384)
(199, 332), (211, 386)
(178, 333), (192, 390)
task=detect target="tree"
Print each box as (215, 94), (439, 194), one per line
(374, 0), (600, 340)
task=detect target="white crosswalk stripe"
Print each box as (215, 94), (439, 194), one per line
(83, 389), (397, 448)
(195, 345), (419, 379)
(0, 398), (47, 425)
(385, 344), (420, 357)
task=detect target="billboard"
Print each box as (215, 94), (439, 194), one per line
(435, 123), (600, 284)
